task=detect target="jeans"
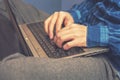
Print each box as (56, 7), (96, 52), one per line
(0, 53), (119, 80)
(0, 0), (119, 80)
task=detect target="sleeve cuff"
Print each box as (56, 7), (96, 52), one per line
(87, 25), (109, 47)
(87, 26), (101, 47)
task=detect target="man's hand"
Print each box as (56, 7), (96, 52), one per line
(54, 24), (87, 50)
(44, 11), (74, 39)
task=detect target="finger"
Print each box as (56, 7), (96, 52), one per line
(56, 11), (65, 33)
(53, 23), (70, 44)
(53, 27), (69, 44)
(44, 15), (52, 34)
(63, 40), (79, 50)
(49, 12), (59, 39)
(57, 26), (77, 36)
(55, 33), (74, 48)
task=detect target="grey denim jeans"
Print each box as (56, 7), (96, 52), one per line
(0, 53), (119, 80)
(0, 0), (119, 80)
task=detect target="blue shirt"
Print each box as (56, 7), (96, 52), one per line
(68, 0), (120, 75)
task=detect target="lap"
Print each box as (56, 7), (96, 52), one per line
(0, 53), (118, 80)
(0, 1), (119, 80)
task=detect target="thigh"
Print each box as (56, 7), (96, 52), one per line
(6, 0), (49, 56)
(0, 53), (118, 80)
(0, 1), (20, 60)
(2, 0), (49, 56)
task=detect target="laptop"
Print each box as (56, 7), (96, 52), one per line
(19, 21), (109, 58)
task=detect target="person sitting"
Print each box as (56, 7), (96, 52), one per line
(0, 0), (120, 80)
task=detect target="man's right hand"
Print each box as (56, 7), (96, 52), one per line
(44, 11), (74, 39)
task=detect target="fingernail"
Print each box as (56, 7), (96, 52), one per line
(50, 35), (53, 39)
(63, 45), (68, 50)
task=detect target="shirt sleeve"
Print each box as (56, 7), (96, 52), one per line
(87, 24), (109, 47)
(67, 1), (120, 55)
(67, 4), (82, 23)
(87, 24), (120, 55)
(87, 1), (120, 55)
(67, 0), (93, 24)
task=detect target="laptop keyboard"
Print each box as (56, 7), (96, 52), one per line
(27, 22), (84, 58)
